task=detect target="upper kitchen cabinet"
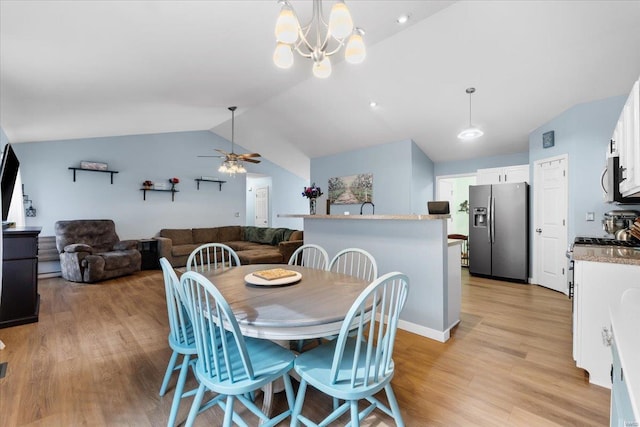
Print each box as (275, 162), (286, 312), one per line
(476, 164), (529, 185)
(618, 78), (640, 197)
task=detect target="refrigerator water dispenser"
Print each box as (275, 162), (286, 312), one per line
(473, 207), (487, 227)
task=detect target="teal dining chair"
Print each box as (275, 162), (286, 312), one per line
(159, 257), (198, 427)
(288, 244), (330, 270)
(288, 243), (331, 351)
(180, 270), (296, 427)
(291, 271), (410, 427)
(328, 248), (378, 282)
(186, 243), (240, 273)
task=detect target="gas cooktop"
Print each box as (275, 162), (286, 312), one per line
(574, 236), (640, 248)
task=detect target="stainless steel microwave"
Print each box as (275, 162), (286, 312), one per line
(602, 156), (640, 203)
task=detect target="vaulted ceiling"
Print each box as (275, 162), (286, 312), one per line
(2, 1), (640, 178)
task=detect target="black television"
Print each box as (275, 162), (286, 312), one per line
(1, 143), (20, 223)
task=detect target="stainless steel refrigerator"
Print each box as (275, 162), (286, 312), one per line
(469, 182), (529, 282)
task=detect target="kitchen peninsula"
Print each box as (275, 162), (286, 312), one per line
(280, 214), (460, 342)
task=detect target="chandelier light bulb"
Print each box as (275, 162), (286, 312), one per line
(275, 4), (299, 44)
(273, 42), (294, 68)
(328, 1), (354, 39)
(313, 57), (332, 78)
(345, 30), (366, 64)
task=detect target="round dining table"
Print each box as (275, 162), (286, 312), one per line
(178, 263), (372, 418)
(195, 263), (370, 341)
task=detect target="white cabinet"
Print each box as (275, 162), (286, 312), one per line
(611, 341), (637, 426)
(573, 260), (640, 388)
(476, 164), (529, 185)
(610, 288), (640, 425)
(618, 78), (640, 197)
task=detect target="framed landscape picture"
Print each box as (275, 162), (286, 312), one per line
(328, 173), (373, 204)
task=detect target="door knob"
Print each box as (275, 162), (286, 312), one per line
(536, 228), (542, 233)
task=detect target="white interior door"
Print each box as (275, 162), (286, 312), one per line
(534, 155), (568, 294)
(254, 186), (269, 227)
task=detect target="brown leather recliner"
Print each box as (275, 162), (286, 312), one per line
(55, 219), (141, 283)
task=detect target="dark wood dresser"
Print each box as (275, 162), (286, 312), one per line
(1, 226), (42, 328)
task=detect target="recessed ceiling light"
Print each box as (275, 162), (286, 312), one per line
(396, 14), (410, 24)
(369, 101), (378, 108)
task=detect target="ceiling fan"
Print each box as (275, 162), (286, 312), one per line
(198, 106), (262, 168)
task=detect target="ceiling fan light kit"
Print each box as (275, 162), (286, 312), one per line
(458, 87), (484, 140)
(198, 106), (261, 176)
(273, 0), (366, 78)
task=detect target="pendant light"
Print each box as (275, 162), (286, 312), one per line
(458, 87), (484, 140)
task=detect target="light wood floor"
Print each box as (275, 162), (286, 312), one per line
(0, 269), (609, 426)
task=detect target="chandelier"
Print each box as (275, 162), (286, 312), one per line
(457, 87), (484, 140)
(273, 0), (366, 78)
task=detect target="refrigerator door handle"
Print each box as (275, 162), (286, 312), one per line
(486, 196), (491, 242)
(491, 196), (496, 243)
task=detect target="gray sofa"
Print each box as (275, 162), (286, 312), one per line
(55, 219), (141, 283)
(156, 225), (303, 267)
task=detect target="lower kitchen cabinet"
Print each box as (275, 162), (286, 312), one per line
(610, 340), (637, 426)
(573, 260), (640, 388)
(610, 288), (640, 425)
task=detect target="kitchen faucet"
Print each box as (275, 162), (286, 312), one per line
(360, 201), (375, 215)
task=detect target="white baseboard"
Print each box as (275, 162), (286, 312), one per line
(397, 319), (450, 343)
(38, 271), (61, 279)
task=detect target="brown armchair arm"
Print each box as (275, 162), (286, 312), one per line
(63, 243), (93, 254)
(278, 240), (304, 264)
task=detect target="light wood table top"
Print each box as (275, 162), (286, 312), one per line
(194, 264), (369, 341)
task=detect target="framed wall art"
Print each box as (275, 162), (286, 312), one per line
(328, 173), (373, 204)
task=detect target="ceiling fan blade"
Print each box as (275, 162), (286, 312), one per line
(215, 148), (229, 155)
(243, 158), (261, 164)
(241, 153), (261, 158)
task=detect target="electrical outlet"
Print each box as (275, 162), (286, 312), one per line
(586, 212), (595, 221)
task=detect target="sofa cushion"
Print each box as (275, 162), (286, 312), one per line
(192, 228), (219, 244)
(290, 230), (303, 241)
(243, 226), (295, 245)
(171, 244), (199, 258)
(226, 241), (265, 251)
(160, 228), (193, 245)
(217, 226), (243, 242)
(237, 249), (284, 264)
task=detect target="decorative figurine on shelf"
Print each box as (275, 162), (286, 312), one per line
(169, 177), (180, 191)
(143, 180), (153, 190)
(302, 183), (323, 215)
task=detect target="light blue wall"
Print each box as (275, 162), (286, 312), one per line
(411, 141), (435, 214)
(311, 139), (422, 215)
(0, 127), (8, 147)
(434, 152), (529, 177)
(10, 130), (306, 238)
(529, 95), (640, 239)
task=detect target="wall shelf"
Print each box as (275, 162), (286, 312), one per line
(195, 178), (226, 191)
(140, 188), (178, 202)
(69, 167), (119, 184)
